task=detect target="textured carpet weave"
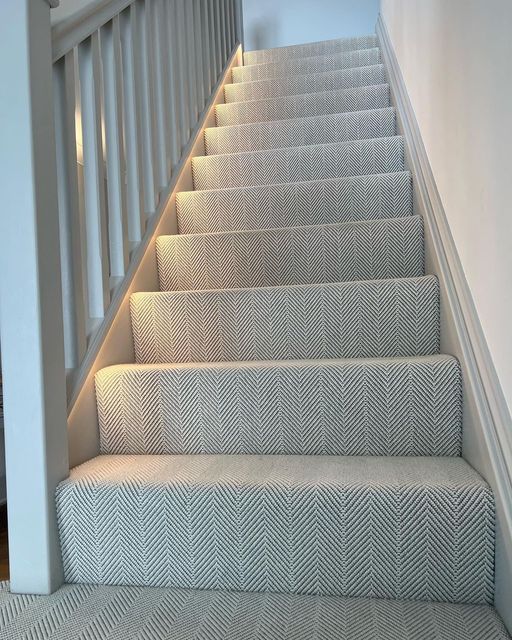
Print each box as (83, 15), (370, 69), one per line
(177, 172), (413, 234)
(156, 217), (424, 291)
(96, 355), (461, 456)
(232, 47), (382, 83)
(215, 84), (391, 126)
(130, 276), (440, 364)
(1, 583), (509, 640)
(224, 64), (387, 103)
(244, 34), (379, 65)
(56, 455), (494, 603)
(192, 136), (405, 190)
(204, 108), (396, 155)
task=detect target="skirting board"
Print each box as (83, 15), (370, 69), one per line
(376, 14), (512, 628)
(67, 44), (244, 469)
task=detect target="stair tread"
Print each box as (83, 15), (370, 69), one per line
(244, 33), (379, 65)
(63, 454), (487, 491)
(2, 584), (508, 640)
(233, 48), (381, 83)
(216, 84), (391, 126)
(57, 454), (493, 600)
(96, 354), (461, 457)
(192, 136), (405, 190)
(130, 275), (440, 364)
(225, 64), (386, 103)
(177, 171), (413, 234)
(156, 216), (424, 291)
(204, 107), (396, 155)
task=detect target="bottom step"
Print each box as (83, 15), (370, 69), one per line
(0, 583), (508, 639)
(56, 455), (494, 603)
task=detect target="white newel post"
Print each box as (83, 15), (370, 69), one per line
(0, 0), (69, 593)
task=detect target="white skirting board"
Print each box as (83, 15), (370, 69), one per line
(376, 14), (512, 630)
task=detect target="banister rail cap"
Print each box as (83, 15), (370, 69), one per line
(47, 0), (60, 7)
(51, 0), (134, 62)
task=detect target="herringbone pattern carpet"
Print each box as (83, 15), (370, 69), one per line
(1, 583), (509, 640)
(244, 34), (379, 64)
(204, 107), (396, 155)
(57, 455), (494, 603)
(177, 172), (413, 234)
(216, 84), (391, 126)
(224, 64), (387, 102)
(232, 47), (382, 83)
(192, 136), (405, 189)
(96, 355), (461, 456)
(53, 32), (507, 638)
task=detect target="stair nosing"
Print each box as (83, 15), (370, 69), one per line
(132, 274), (437, 300)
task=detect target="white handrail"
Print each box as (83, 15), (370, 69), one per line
(52, 0), (134, 62)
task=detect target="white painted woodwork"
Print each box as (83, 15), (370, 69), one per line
(0, 0), (69, 593)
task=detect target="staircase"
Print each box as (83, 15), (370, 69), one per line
(53, 33), (508, 637)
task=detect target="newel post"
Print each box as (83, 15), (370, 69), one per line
(0, 0), (69, 593)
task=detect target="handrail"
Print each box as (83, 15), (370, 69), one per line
(51, 0), (134, 62)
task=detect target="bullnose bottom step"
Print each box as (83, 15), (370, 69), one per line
(0, 583), (508, 640)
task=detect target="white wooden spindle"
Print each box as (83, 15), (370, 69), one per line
(207, 0), (217, 89)
(135, 0), (158, 215)
(53, 51), (87, 369)
(192, 0), (205, 111)
(101, 16), (129, 278)
(184, 0), (199, 125)
(174, 0), (191, 141)
(199, 0), (211, 96)
(150, 0), (171, 187)
(163, 0), (182, 167)
(213, 0), (222, 78)
(120, 4), (145, 244)
(78, 32), (110, 319)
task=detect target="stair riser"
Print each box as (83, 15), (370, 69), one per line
(156, 217), (424, 292)
(233, 48), (382, 83)
(205, 109), (396, 156)
(192, 137), (405, 191)
(96, 357), (462, 456)
(216, 84), (391, 127)
(130, 277), (440, 365)
(57, 456), (494, 604)
(177, 172), (413, 235)
(225, 65), (387, 103)
(244, 35), (379, 65)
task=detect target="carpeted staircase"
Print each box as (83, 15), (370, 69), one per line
(46, 33), (509, 638)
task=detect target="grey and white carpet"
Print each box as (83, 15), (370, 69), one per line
(49, 30), (509, 639)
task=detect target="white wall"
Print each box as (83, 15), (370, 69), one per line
(242, 0), (379, 52)
(381, 0), (512, 419)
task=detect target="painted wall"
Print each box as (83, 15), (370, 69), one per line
(242, 0), (379, 52)
(380, 0), (512, 418)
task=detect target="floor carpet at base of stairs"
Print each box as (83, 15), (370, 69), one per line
(0, 583), (509, 640)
